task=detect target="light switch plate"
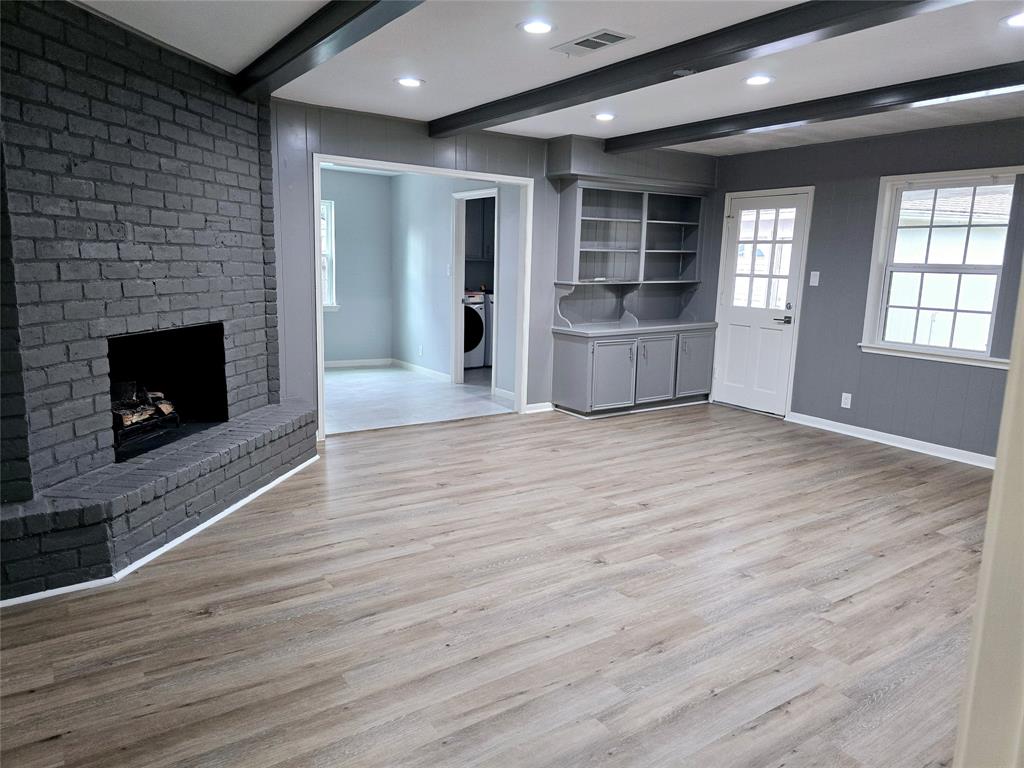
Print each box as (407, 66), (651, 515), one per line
(809, 271), (820, 286)
(841, 392), (852, 409)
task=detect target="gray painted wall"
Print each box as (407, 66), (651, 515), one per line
(271, 101), (558, 406)
(320, 170), (393, 362)
(707, 119), (1024, 456)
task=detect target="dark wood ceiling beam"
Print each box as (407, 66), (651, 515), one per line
(603, 62), (1024, 153)
(234, 0), (422, 99)
(427, 0), (965, 138)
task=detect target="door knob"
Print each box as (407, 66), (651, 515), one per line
(772, 316), (793, 324)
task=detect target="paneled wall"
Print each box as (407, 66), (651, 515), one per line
(706, 119), (1024, 455)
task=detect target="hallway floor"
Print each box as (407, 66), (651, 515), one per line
(323, 365), (512, 434)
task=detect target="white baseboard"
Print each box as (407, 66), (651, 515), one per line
(784, 412), (995, 469)
(392, 359), (450, 381)
(493, 387), (516, 408)
(0, 455), (321, 609)
(522, 402), (554, 414)
(325, 358), (393, 369)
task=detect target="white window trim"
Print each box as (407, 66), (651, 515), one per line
(319, 199), (337, 308)
(861, 165), (1022, 368)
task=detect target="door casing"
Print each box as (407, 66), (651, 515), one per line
(711, 186), (815, 417)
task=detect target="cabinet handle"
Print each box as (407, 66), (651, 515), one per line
(642, 342), (647, 360)
(628, 346), (633, 362)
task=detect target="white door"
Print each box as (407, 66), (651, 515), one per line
(713, 192), (812, 415)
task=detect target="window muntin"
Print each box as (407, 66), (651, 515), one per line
(320, 200), (337, 307)
(878, 179), (1013, 356)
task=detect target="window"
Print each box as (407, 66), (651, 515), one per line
(863, 169), (1020, 364)
(320, 199), (336, 307)
(732, 205), (796, 310)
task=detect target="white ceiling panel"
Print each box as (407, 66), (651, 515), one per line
(498, 1), (1024, 141)
(672, 91), (1024, 155)
(79, 0), (328, 74)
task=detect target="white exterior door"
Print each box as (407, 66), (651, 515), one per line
(713, 192), (812, 415)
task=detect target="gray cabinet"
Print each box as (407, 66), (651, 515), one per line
(676, 331), (715, 396)
(635, 335), (677, 403)
(591, 339), (637, 410)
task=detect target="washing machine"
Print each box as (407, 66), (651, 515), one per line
(464, 293), (486, 369)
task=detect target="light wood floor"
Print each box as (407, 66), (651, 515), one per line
(0, 405), (991, 768)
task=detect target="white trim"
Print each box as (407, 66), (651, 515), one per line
(0, 455), (321, 608)
(324, 358), (394, 369)
(785, 411), (995, 469)
(392, 359), (450, 381)
(493, 387), (516, 408)
(711, 186), (815, 417)
(861, 166), (1022, 361)
(858, 343), (1010, 369)
(522, 402), (554, 414)
(312, 154), (534, 439)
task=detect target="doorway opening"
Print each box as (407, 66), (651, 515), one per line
(313, 157), (532, 437)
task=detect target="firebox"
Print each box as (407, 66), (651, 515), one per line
(107, 323), (228, 461)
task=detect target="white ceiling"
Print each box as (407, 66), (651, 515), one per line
(78, 0), (327, 74)
(78, 0), (1024, 155)
(496, 1), (1024, 144)
(274, 0), (798, 116)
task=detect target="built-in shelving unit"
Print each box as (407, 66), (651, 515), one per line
(555, 182), (705, 331)
(552, 182), (714, 416)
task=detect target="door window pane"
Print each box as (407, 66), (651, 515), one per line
(915, 309), (954, 347)
(753, 245), (771, 275)
(769, 279), (788, 310)
(733, 276), (750, 307)
(894, 228), (928, 263)
(736, 244), (753, 274)
(756, 208), (776, 240)
(888, 272), (921, 307)
(884, 308), (916, 344)
(927, 227), (967, 264)
(965, 226), (1007, 265)
(971, 185), (1013, 225)
(739, 210), (756, 240)
(750, 277), (769, 308)
(958, 274), (998, 312)
(932, 187), (973, 225)
(919, 273), (958, 309)
(898, 188), (935, 226)
(776, 208), (796, 240)
(952, 313), (991, 351)
(772, 244), (791, 276)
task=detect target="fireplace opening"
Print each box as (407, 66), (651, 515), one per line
(107, 323), (228, 461)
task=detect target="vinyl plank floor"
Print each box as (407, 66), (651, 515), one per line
(0, 405), (990, 768)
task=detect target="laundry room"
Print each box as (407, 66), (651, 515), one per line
(316, 161), (524, 435)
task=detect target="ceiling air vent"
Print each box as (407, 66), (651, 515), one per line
(552, 29), (634, 58)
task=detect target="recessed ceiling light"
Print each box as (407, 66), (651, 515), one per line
(746, 74), (774, 86)
(1001, 10), (1024, 26)
(395, 77), (424, 88)
(519, 19), (553, 34)
(594, 113), (615, 122)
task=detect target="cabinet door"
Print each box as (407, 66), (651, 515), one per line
(465, 198), (484, 260)
(591, 339), (637, 410)
(635, 335), (678, 403)
(482, 197), (495, 259)
(676, 331), (715, 396)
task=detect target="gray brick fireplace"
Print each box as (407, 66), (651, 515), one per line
(1, 1), (316, 599)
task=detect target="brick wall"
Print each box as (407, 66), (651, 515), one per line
(0, 0), (280, 495)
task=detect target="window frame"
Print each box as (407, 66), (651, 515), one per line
(860, 166), (1021, 369)
(319, 199), (337, 309)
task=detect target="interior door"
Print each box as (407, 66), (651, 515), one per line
(713, 192), (811, 415)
